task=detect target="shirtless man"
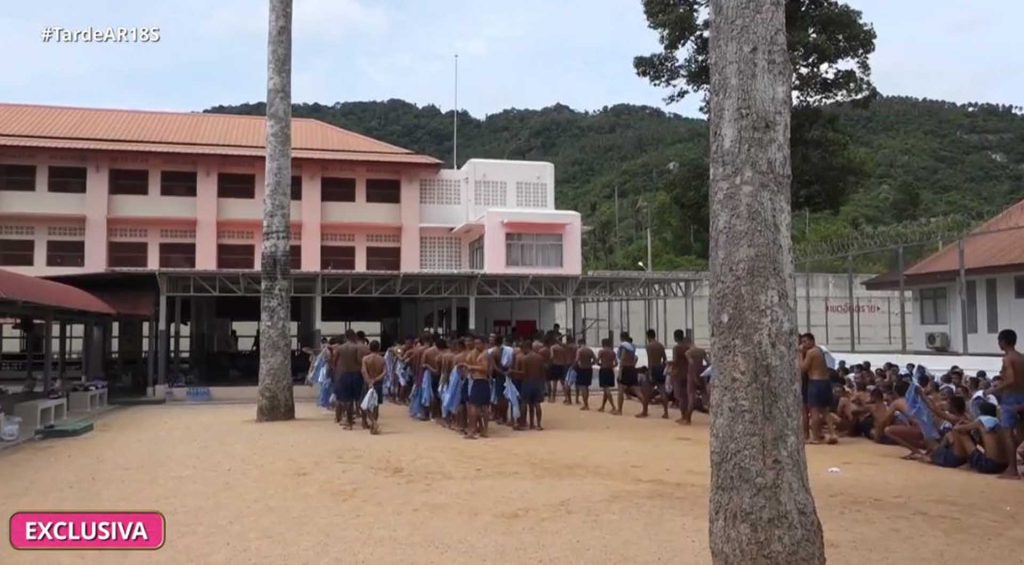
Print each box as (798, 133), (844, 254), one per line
(360, 340), (385, 434)
(451, 338), (471, 432)
(682, 339), (708, 423)
(637, 329), (668, 419)
(574, 338), (596, 410)
(332, 329), (365, 430)
(597, 338), (618, 412)
(947, 401), (1010, 475)
(461, 335), (491, 439)
(670, 330), (690, 423)
(991, 329), (1024, 478)
(421, 335), (442, 420)
(550, 336), (572, 405)
(798, 333), (837, 444)
(615, 333), (639, 416)
(490, 334), (513, 425)
(513, 340), (548, 430)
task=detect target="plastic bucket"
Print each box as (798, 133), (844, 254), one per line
(1, 416), (22, 441)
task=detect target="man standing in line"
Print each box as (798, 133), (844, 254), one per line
(991, 329), (1024, 479)
(615, 332), (640, 416)
(461, 335), (492, 439)
(549, 335), (571, 404)
(638, 329), (668, 419)
(514, 339), (548, 430)
(574, 337), (596, 411)
(683, 338), (708, 424)
(798, 333), (838, 444)
(597, 338), (618, 412)
(670, 330), (690, 423)
(360, 340), (385, 434)
(332, 329), (365, 430)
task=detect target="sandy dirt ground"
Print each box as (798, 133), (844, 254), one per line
(1, 400), (1021, 564)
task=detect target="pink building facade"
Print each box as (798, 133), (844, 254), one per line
(0, 105), (582, 279)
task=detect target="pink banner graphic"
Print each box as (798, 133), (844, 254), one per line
(9, 512), (165, 550)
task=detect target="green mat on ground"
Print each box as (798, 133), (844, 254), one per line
(38, 421), (94, 439)
(109, 397), (166, 406)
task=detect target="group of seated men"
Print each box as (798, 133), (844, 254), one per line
(804, 329), (1024, 480)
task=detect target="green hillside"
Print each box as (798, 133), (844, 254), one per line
(207, 96), (1024, 272)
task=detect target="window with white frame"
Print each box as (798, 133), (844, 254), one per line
(515, 181), (548, 208)
(420, 236), (462, 271)
(505, 233), (562, 268)
(474, 180), (507, 207)
(919, 287), (948, 325)
(420, 178), (461, 205)
(469, 237), (484, 270)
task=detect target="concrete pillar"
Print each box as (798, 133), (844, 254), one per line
(58, 321), (66, 380)
(301, 170), (322, 270)
(468, 294), (477, 334)
(399, 173), (421, 271)
(158, 284), (167, 385)
(173, 296), (182, 379)
(42, 314), (53, 392)
(196, 161), (218, 269)
(147, 317), (156, 393)
(84, 157), (110, 270)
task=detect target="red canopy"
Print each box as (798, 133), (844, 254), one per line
(0, 269), (116, 315)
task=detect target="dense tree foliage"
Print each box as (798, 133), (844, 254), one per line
(634, 0), (876, 216)
(208, 96), (1024, 272)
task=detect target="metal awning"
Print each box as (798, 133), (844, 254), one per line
(135, 269), (705, 299)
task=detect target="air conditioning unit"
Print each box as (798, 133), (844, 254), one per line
(925, 332), (950, 351)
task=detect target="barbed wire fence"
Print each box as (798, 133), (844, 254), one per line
(791, 201), (1024, 354)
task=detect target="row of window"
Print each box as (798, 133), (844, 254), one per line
(919, 276), (1024, 331)
(0, 239), (400, 271)
(0, 164), (401, 203)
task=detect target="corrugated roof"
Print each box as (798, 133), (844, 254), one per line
(0, 103), (441, 166)
(905, 198), (1024, 277)
(0, 268), (116, 315)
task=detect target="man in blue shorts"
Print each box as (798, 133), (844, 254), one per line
(513, 340), (548, 430)
(992, 329), (1024, 479)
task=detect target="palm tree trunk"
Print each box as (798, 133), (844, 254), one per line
(256, 0), (295, 421)
(707, 0), (824, 563)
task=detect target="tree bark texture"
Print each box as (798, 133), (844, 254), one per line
(707, 0), (825, 563)
(257, 0), (295, 422)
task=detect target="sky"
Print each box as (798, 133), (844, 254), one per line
(0, 0), (1021, 119)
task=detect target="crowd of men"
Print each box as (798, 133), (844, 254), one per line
(798, 329), (1024, 480)
(307, 323), (1024, 480)
(307, 327), (713, 439)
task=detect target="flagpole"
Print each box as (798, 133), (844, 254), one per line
(453, 53), (459, 168)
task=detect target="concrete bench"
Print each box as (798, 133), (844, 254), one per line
(69, 389), (108, 413)
(13, 397), (68, 434)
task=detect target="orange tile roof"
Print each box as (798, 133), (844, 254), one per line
(0, 103), (441, 166)
(904, 198), (1024, 278)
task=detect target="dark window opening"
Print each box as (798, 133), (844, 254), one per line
(0, 239), (34, 266)
(322, 177), (356, 202)
(217, 244), (255, 270)
(161, 171), (198, 197)
(217, 173), (255, 199)
(0, 164), (37, 191)
(48, 166), (87, 194)
(290, 245), (302, 270)
(46, 240), (85, 267)
(291, 176), (302, 201)
(320, 245), (355, 271)
(108, 241), (148, 268)
(109, 169), (149, 195)
(159, 243), (196, 269)
(366, 178), (401, 203)
(366, 246), (401, 271)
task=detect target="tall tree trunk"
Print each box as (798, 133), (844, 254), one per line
(256, 0), (295, 421)
(707, 1), (825, 563)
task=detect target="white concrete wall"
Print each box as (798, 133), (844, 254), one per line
(910, 273), (1024, 354)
